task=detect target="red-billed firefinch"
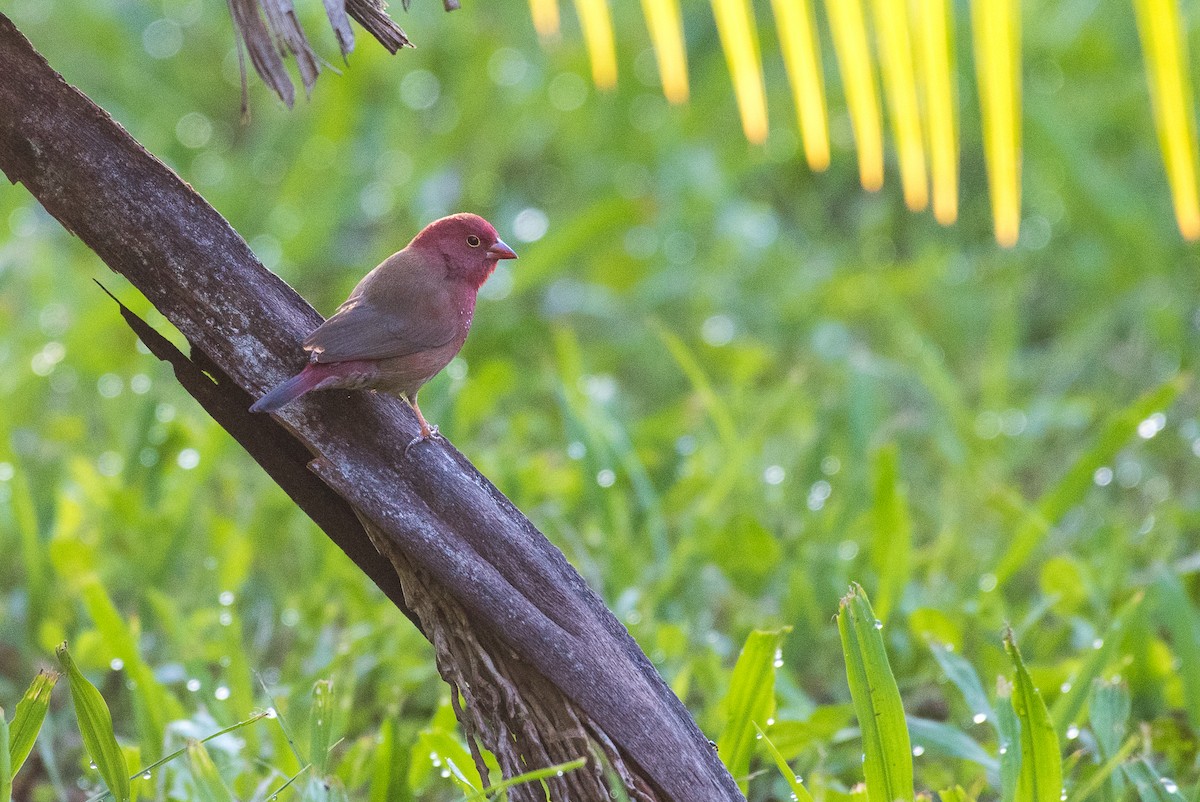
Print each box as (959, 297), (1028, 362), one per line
(251, 213), (517, 451)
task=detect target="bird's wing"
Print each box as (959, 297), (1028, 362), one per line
(304, 278), (460, 363)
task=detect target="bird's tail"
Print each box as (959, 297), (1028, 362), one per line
(250, 364), (328, 413)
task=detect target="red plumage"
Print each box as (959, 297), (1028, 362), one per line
(251, 213), (517, 449)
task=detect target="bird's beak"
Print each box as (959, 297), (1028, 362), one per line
(488, 239), (518, 260)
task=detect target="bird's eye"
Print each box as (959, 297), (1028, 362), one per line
(467, 235), (481, 247)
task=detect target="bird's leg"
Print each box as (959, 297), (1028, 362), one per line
(404, 394), (441, 455)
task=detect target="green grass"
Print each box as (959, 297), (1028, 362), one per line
(3, 0), (1200, 800)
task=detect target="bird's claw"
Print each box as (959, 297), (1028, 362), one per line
(404, 425), (441, 457)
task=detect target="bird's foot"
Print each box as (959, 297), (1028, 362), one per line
(404, 425), (441, 457)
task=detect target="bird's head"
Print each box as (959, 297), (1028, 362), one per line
(410, 213), (518, 289)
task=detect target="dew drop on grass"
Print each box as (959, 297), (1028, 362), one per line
(214, 685), (230, 701)
(265, 707), (278, 719)
(556, 770), (564, 777)
(219, 611), (233, 626)
(1162, 779), (1178, 794)
(89, 761), (97, 770)
(912, 745), (925, 756)
(1060, 681), (1072, 693)
(874, 619), (884, 630)
(1060, 791), (1067, 801)
(999, 745), (1008, 755)
(1093, 638), (1104, 650)
(218, 591), (235, 606)
(973, 712), (988, 724)
(766, 717), (775, 726)
(110, 657), (124, 671)
(1066, 724), (1080, 739)
(440, 769), (451, 779)
(186, 678), (201, 692)
(142, 772), (151, 780)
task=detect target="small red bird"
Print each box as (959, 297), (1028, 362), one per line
(251, 213), (517, 451)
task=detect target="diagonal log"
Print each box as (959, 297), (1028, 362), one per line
(0, 15), (743, 802)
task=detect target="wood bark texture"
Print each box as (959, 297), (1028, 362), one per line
(0, 15), (743, 802)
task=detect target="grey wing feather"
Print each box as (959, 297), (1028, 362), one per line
(304, 296), (457, 363)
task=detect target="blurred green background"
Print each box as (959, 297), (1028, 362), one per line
(1, 0), (1199, 799)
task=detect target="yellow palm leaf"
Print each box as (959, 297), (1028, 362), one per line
(971, 0), (1021, 247)
(711, 0), (769, 144)
(916, 0), (958, 225)
(641, 0), (689, 104)
(825, 0), (884, 191)
(771, 0), (829, 170)
(870, 0), (928, 210)
(1133, 0), (1200, 240)
(573, 0), (618, 89)
(529, 0), (560, 41)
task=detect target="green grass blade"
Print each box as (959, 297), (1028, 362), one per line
(460, 756), (585, 801)
(993, 376), (1185, 587)
(1123, 758), (1185, 802)
(11, 467), (48, 639)
(310, 680), (335, 775)
(56, 643), (130, 802)
(996, 677), (1022, 802)
(79, 576), (171, 760)
(1, 708), (12, 802)
(8, 669), (58, 777)
(717, 627), (790, 793)
(838, 584), (914, 802)
(264, 765), (311, 802)
(928, 641), (996, 727)
(754, 723), (815, 802)
(650, 319), (739, 450)
(1089, 679), (1131, 801)
(414, 726), (483, 793)
(185, 740), (235, 802)
(84, 710), (276, 802)
(940, 787), (974, 802)
(1149, 570), (1200, 731)
(1050, 593), (1143, 734)
(1089, 684), (1128, 752)
(1066, 735), (1137, 802)
(1004, 630), (1063, 802)
(906, 717), (999, 776)
(870, 444), (912, 623)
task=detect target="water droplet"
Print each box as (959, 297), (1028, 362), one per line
(556, 770), (564, 777)
(218, 611), (233, 626)
(755, 732), (763, 740)
(214, 685), (230, 701)
(1161, 778), (1178, 794)
(912, 745), (925, 756)
(440, 769), (451, 778)
(89, 761), (97, 770)
(110, 658), (124, 671)
(1066, 725), (1080, 740)
(999, 745), (1008, 755)
(1060, 681), (1072, 693)
(766, 717), (775, 726)
(874, 619), (884, 630)
(973, 712), (988, 724)
(218, 591), (235, 606)
(265, 707), (278, 719)
(1059, 791), (1067, 801)
(142, 772), (151, 780)
(186, 678), (201, 692)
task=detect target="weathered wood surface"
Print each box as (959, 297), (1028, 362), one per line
(0, 16), (743, 801)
